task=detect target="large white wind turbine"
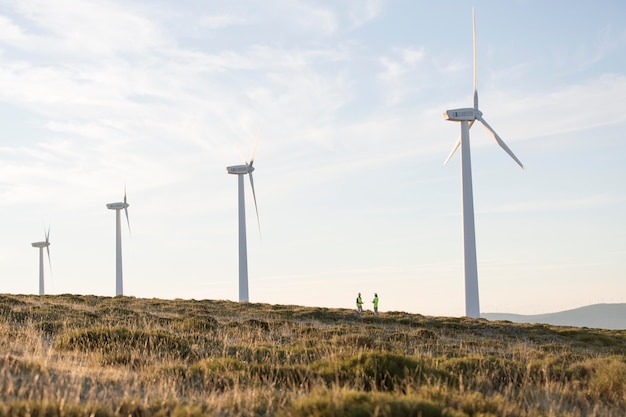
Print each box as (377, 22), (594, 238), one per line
(106, 189), (131, 296)
(443, 10), (524, 318)
(226, 124), (262, 302)
(31, 227), (52, 296)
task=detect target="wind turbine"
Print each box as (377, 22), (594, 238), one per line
(31, 227), (52, 296)
(226, 124), (262, 302)
(106, 188), (131, 296)
(443, 10), (524, 318)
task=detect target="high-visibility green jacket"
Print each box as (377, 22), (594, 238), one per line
(356, 296), (363, 306)
(373, 296), (379, 308)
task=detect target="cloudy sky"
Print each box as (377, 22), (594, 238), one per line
(0, 0), (624, 317)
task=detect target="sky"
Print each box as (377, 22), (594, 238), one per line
(0, 0), (625, 317)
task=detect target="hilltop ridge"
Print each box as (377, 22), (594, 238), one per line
(483, 303), (626, 330)
(0, 294), (624, 417)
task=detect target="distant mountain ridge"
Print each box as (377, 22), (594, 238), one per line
(482, 303), (626, 330)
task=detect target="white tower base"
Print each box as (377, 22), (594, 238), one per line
(237, 174), (249, 302)
(115, 209), (124, 296)
(38, 248), (45, 296)
(460, 120), (480, 318)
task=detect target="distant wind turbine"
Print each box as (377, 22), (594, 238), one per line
(106, 188), (131, 296)
(443, 10), (524, 318)
(226, 124), (262, 302)
(31, 226), (52, 296)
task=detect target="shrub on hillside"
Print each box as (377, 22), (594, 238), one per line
(311, 352), (443, 391)
(54, 326), (191, 361)
(277, 391), (458, 417)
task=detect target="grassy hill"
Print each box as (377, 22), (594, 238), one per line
(0, 294), (625, 417)
(483, 303), (626, 330)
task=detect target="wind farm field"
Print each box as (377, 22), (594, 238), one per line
(1, 294), (625, 417)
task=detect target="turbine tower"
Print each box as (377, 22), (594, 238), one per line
(443, 10), (524, 318)
(31, 227), (52, 296)
(226, 124), (262, 302)
(106, 188), (131, 296)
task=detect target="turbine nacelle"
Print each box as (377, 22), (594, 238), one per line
(31, 241), (50, 248)
(444, 108), (482, 122)
(106, 202), (129, 210)
(227, 164), (254, 175)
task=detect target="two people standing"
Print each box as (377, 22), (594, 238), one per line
(356, 292), (379, 316)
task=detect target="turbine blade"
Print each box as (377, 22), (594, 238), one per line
(45, 225), (51, 270)
(444, 120), (475, 165)
(123, 185), (131, 235)
(248, 172), (261, 239)
(473, 8), (478, 110)
(444, 137), (460, 166)
(46, 245), (52, 273)
(250, 121), (263, 165)
(125, 207), (132, 236)
(46, 241), (53, 293)
(477, 116), (525, 169)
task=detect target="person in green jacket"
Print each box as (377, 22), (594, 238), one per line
(356, 293), (363, 314)
(372, 293), (379, 316)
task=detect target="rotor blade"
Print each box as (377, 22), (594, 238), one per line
(125, 207), (132, 236)
(250, 121), (263, 166)
(473, 9), (478, 110)
(248, 172), (261, 239)
(444, 120), (475, 165)
(46, 244), (52, 273)
(444, 137), (460, 166)
(45, 225), (51, 270)
(43, 225), (50, 243)
(477, 116), (525, 169)
(46, 239), (53, 292)
(123, 185), (132, 235)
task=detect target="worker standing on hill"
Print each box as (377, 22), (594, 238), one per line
(372, 293), (379, 316)
(356, 293), (363, 314)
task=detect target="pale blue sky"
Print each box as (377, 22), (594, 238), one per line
(0, 0), (624, 316)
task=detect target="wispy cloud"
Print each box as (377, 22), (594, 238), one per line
(479, 73), (626, 143)
(578, 23), (626, 69)
(9, 0), (168, 56)
(345, 0), (385, 30)
(378, 46), (426, 105)
(0, 14), (29, 45)
(199, 14), (249, 29)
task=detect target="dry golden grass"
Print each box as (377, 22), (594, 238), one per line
(0, 293), (624, 416)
